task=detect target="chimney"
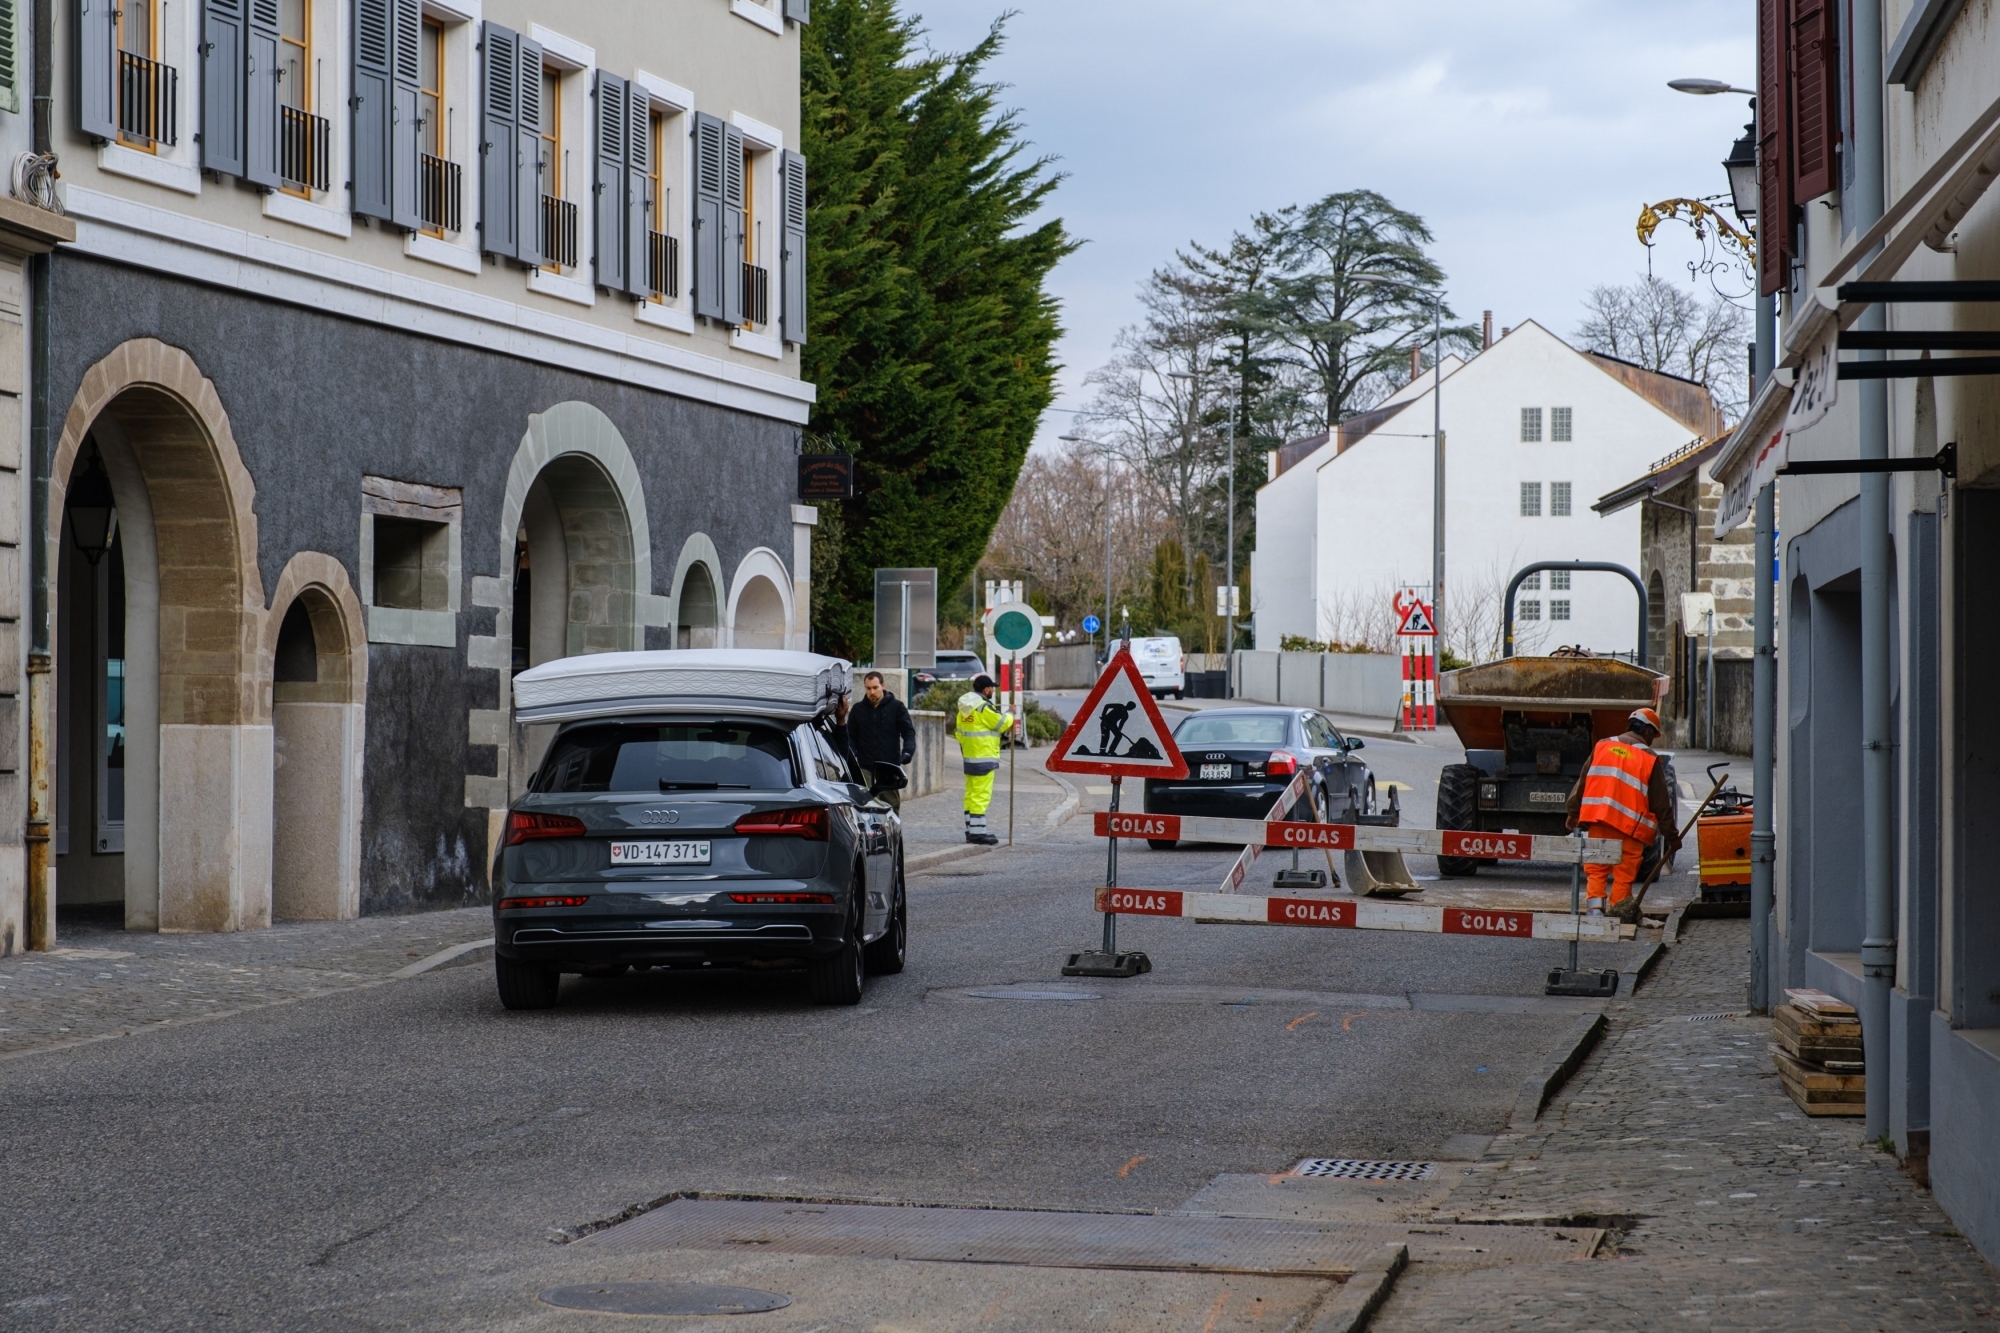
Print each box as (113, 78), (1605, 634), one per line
(1502, 326), (1512, 339)
(1482, 310), (1493, 349)
(1409, 345), (1422, 380)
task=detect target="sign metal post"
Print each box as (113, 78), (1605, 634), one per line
(983, 600), (1043, 848)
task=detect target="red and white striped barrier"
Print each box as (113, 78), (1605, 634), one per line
(1093, 885), (1624, 941)
(1096, 811), (1622, 866)
(1216, 770), (1314, 892)
(1400, 639), (1436, 731)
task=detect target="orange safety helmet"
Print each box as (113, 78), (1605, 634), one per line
(1628, 707), (1663, 735)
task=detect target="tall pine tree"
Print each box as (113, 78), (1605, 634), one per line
(801, 0), (1072, 659)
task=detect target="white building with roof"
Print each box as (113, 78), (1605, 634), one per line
(1251, 321), (1727, 660)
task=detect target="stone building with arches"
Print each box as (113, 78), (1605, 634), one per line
(4, 0), (819, 947)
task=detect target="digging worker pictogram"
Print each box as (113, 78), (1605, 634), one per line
(1096, 699), (1138, 756)
(1564, 707), (1678, 915)
(955, 674), (1014, 845)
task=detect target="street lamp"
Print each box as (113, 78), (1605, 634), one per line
(1669, 77), (1758, 223)
(1059, 431), (1113, 663)
(1666, 78), (1753, 95)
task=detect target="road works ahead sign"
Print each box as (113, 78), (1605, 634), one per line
(1045, 647), (1188, 779)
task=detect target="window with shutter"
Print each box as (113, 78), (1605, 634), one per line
(782, 0), (809, 22)
(692, 111), (726, 320)
(592, 70), (628, 292)
(722, 122), (745, 326)
(389, 0), (421, 229)
(479, 22), (519, 258)
(622, 81), (652, 299)
(780, 150), (806, 344)
(1789, 0), (1840, 202)
(353, 0), (394, 217)
(245, 0), (282, 187)
(76, 0), (119, 140)
(516, 39), (545, 267)
(0, 0), (16, 113)
(1756, 0), (1794, 295)
(200, 0), (246, 173)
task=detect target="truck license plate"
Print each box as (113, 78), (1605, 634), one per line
(609, 841), (712, 865)
(1200, 763), (1233, 780)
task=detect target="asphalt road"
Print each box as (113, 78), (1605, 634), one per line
(0, 735), (1684, 1331)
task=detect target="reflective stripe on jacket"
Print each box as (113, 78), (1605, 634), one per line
(956, 695), (1014, 770)
(1578, 738), (1660, 844)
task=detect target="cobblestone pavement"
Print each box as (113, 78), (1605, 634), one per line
(0, 906), (493, 1060)
(1373, 916), (2000, 1331)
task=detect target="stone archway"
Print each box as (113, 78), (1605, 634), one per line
(667, 532), (724, 649)
(49, 340), (268, 933)
(727, 547), (794, 650)
(263, 554), (366, 921)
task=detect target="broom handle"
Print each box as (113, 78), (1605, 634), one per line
(1627, 770), (1730, 917)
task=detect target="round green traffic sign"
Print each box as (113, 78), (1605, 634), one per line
(992, 609), (1036, 652)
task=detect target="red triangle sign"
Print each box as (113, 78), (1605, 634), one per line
(1045, 646), (1189, 778)
(1397, 600), (1436, 636)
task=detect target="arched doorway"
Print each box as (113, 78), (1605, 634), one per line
(265, 556), (366, 920)
(49, 341), (267, 933)
(676, 563), (720, 647)
(1646, 570), (1666, 674)
(727, 548), (794, 649)
(509, 454), (637, 671)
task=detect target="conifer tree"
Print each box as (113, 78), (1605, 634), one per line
(800, 0), (1072, 659)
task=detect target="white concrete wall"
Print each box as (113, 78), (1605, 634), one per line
(1255, 323), (1699, 660)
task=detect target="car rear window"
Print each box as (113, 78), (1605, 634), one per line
(536, 721), (797, 793)
(1174, 714), (1289, 747)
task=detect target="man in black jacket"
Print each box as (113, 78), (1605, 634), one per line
(848, 671), (917, 810)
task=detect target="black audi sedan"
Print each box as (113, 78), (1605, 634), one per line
(1141, 707), (1387, 848)
(492, 712), (906, 1010)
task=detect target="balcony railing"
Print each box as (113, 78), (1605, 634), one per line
(280, 106), (330, 193)
(647, 231), (678, 299)
(420, 154), (462, 233)
(742, 262), (770, 328)
(117, 51), (178, 147)
(540, 193), (579, 270)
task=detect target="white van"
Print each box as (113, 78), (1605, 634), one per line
(1128, 636), (1186, 698)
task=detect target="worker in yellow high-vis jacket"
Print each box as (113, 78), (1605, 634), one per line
(955, 674), (1014, 845)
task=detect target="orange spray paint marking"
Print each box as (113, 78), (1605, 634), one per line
(1286, 1011), (1320, 1031)
(1200, 1291), (1231, 1333)
(1342, 1011), (1365, 1031)
(1118, 1155), (1148, 1178)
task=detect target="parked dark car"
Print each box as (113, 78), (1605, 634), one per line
(913, 650), (986, 689)
(492, 713), (907, 1009)
(1141, 707), (1390, 849)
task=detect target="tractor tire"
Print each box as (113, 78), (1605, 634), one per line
(1435, 763), (1482, 877)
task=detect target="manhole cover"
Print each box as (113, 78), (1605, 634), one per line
(540, 1282), (792, 1315)
(1292, 1159), (1436, 1181)
(965, 989), (1100, 1001)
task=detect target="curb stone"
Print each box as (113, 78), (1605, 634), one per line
(1304, 1243), (1408, 1333)
(1508, 1011), (1609, 1129)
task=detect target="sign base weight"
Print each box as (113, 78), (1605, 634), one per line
(1545, 967), (1620, 998)
(1061, 949), (1152, 979)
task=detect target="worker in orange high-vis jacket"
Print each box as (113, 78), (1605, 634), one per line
(1564, 708), (1679, 915)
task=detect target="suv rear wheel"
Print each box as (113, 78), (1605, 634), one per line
(810, 871), (868, 1004)
(495, 955), (561, 1010)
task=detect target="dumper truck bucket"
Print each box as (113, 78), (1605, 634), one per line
(1344, 848), (1422, 897)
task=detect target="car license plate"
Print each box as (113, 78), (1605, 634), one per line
(609, 840), (711, 865)
(1200, 763), (1233, 781)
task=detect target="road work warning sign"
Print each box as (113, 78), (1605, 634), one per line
(1046, 647), (1188, 779)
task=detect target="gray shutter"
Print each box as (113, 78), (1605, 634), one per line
(75, 0), (116, 140)
(780, 150), (806, 344)
(623, 82), (652, 298)
(783, 0), (809, 22)
(591, 70), (627, 291)
(200, 0), (247, 176)
(389, 0), (421, 228)
(515, 38), (544, 267)
(244, 0), (282, 188)
(352, 0), (393, 218)
(478, 22), (518, 258)
(691, 111), (725, 320)
(0, 0), (18, 113)
(722, 122), (745, 326)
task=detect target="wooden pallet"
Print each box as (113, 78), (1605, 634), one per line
(1773, 1003), (1863, 1065)
(1772, 1045), (1865, 1116)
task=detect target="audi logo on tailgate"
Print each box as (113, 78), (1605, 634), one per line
(637, 808), (681, 825)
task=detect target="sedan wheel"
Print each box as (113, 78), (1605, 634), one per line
(494, 955), (561, 1010)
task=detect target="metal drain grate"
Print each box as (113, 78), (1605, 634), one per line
(1291, 1158), (1436, 1181)
(1683, 1013), (1743, 1023)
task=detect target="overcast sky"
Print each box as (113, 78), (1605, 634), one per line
(904, 0), (1758, 447)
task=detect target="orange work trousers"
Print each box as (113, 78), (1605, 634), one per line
(1582, 821), (1647, 906)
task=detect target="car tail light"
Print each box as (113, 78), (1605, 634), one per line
(505, 811), (587, 846)
(1264, 751), (1298, 777)
(727, 891), (837, 904)
(733, 806), (831, 840)
(496, 895), (591, 910)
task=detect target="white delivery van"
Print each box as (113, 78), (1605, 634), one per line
(1129, 636), (1186, 698)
